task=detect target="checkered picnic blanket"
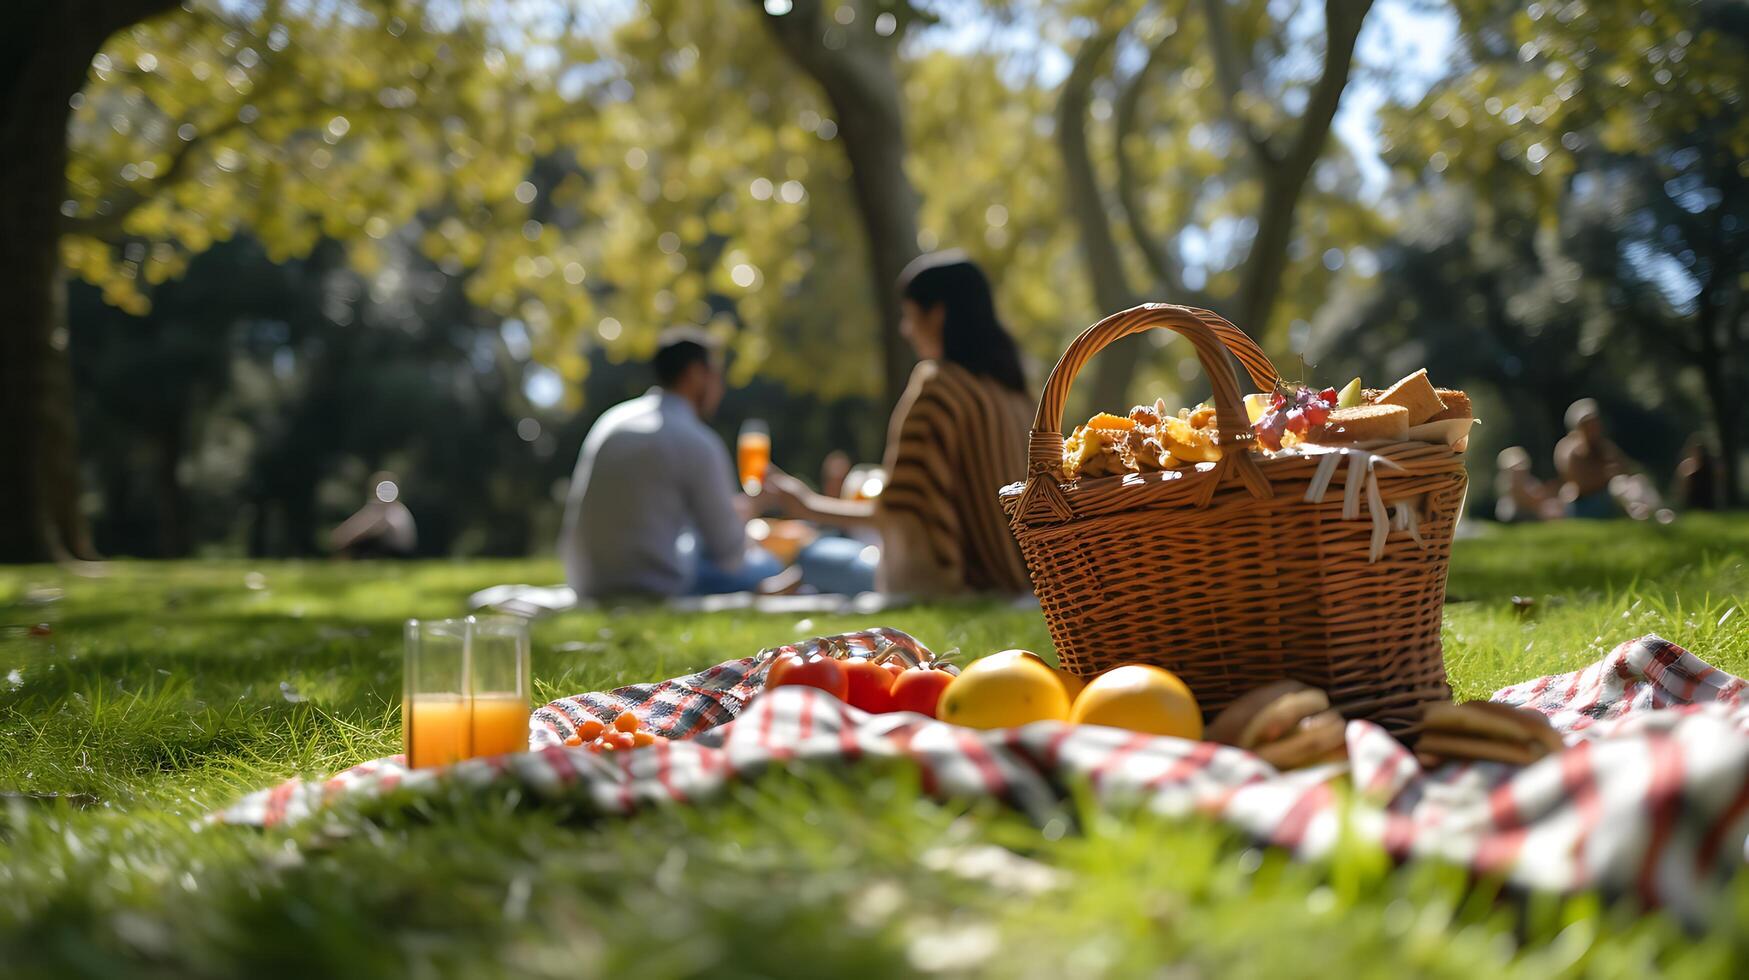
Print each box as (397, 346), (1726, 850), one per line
(213, 630), (1749, 921)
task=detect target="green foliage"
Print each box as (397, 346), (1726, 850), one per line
(64, 0), (1397, 408)
(2, 520), (1748, 974)
(1349, 0), (1749, 499)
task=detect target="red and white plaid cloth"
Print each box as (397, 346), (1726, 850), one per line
(214, 631), (1749, 921)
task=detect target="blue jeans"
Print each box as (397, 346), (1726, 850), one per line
(1568, 491), (1616, 519)
(797, 536), (879, 595)
(691, 546), (785, 595)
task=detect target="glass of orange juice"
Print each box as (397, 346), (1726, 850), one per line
(738, 419), (770, 494)
(403, 618), (472, 769)
(467, 615), (531, 758)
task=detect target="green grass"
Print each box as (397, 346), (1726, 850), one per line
(1, 517), (1747, 978)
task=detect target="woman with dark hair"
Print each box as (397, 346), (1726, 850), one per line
(766, 251), (1035, 594)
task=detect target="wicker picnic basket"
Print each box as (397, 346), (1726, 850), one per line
(1001, 304), (1467, 735)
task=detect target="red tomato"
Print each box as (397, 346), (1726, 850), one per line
(880, 661), (906, 681)
(766, 653), (850, 702)
(841, 657), (897, 713)
(889, 666), (955, 718)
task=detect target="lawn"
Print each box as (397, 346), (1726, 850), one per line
(2, 518), (1747, 978)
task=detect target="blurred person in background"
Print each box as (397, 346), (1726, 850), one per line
(1555, 398), (1670, 521)
(1555, 398), (1632, 519)
(765, 251), (1033, 595)
(1674, 435), (1722, 511)
(1494, 447), (1563, 523)
(330, 472), (418, 558)
(559, 329), (777, 597)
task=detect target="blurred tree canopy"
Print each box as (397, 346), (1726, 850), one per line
(0, 0), (1743, 559)
(1320, 0), (1748, 506)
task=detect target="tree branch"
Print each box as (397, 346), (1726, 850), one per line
(1199, 0), (1274, 163)
(61, 112), (253, 239)
(1112, 28), (1210, 307)
(1230, 0), (1372, 333)
(750, 0), (920, 408)
(1057, 27), (1150, 410)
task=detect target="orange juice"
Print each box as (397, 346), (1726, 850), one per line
(470, 692), (531, 757)
(404, 693), (471, 769)
(737, 431), (771, 493)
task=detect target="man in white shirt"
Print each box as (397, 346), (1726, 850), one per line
(558, 330), (776, 597)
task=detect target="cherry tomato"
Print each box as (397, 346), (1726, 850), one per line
(576, 719), (606, 741)
(880, 660), (907, 681)
(766, 652), (850, 702)
(889, 666), (955, 718)
(614, 710), (641, 733)
(633, 731), (656, 747)
(564, 734), (584, 747)
(841, 657), (897, 713)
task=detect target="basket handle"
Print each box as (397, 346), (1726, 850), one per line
(1027, 304), (1281, 475)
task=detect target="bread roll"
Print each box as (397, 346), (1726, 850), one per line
(1255, 711), (1347, 769)
(1428, 389), (1472, 423)
(1376, 369), (1447, 425)
(1423, 701), (1562, 753)
(1319, 404), (1410, 443)
(1207, 680), (1329, 749)
(1416, 732), (1547, 767)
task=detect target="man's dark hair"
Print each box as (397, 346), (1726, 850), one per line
(653, 328), (718, 386)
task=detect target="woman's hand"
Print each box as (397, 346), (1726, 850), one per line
(761, 467), (814, 520)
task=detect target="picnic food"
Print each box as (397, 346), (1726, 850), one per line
(981, 648), (1085, 700)
(1206, 681), (1346, 768)
(1336, 377), (1363, 408)
(1319, 403), (1410, 442)
(1067, 665), (1203, 740)
(1415, 701), (1564, 768)
(938, 652), (1073, 729)
(1429, 388), (1472, 422)
(1058, 400), (1224, 479)
(1252, 385), (1337, 450)
(889, 665), (956, 718)
(842, 657), (897, 713)
(1373, 369), (1446, 426)
(1058, 368), (1473, 478)
(767, 652), (850, 702)
(565, 710), (662, 752)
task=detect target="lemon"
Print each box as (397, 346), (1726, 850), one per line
(938, 651), (1073, 730)
(1069, 665), (1203, 739)
(1056, 668), (1087, 701)
(987, 649), (1084, 701)
(1244, 392), (1273, 423)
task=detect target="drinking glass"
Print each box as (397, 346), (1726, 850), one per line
(737, 419), (771, 494)
(467, 615), (531, 757)
(403, 618), (472, 769)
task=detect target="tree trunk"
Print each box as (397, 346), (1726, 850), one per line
(0, 0), (177, 562)
(1692, 295), (1744, 508)
(1230, 0), (1372, 336)
(754, 1), (919, 412)
(1056, 30), (1143, 414)
(1699, 361), (1743, 507)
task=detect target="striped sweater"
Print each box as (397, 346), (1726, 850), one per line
(876, 360), (1033, 594)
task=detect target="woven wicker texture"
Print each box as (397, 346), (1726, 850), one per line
(1003, 304), (1466, 735)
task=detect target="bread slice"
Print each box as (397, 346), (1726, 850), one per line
(1318, 404), (1409, 443)
(1415, 732), (1549, 767)
(1428, 388), (1472, 423)
(1423, 701), (1562, 753)
(1375, 369), (1447, 425)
